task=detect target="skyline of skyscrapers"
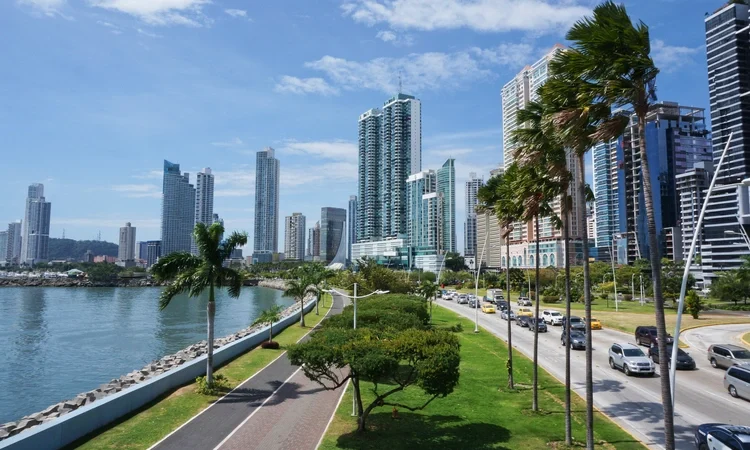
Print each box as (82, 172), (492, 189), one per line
(253, 147), (280, 261)
(20, 183), (51, 265)
(161, 160), (196, 257)
(284, 212), (306, 261)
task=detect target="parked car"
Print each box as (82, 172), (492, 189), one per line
(608, 343), (655, 376)
(562, 315), (586, 332)
(562, 330), (587, 350)
(648, 344), (696, 370)
(481, 302), (496, 314)
(725, 366), (750, 400)
(694, 423), (750, 450)
(516, 315), (530, 327)
(586, 317), (603, 330)
(517, 297), (532, 306)
(542, 310), (563, 325)
(708, 344), (750, 369)
(501, 309), (516, 321)
(528, 317), (548, 333)
(517, 307), (533, 317)
(457, 294), (469, 304)
(635, 326), (674, 347)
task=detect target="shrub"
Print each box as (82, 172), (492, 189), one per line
(261, 340), (280, 349)
(685, 290), (704, 319)
(448, 323), (464, 333)
(541, 296), (559, 304)
(196, 373), (229, 395)
(623, 294), (633, 301)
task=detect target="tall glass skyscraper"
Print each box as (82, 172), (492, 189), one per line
(21, 183), (51, 265)
(357, 93), (422, 242)
(437, 158), (456, 254)
(320, 207), (346, 264)
(348, 195), (357, 261)
(592, 139), (619, 255)
(406, 169), (437, 249)
(192, 167), (215, 254)
(702, 3), (750, 283)
(161, 160), (195, 257)
(254, 147), (280, 255)
(464, 173), (483, 256)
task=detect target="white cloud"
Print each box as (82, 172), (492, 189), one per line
(274, 76), (339, 95)
(137, 28), (163, 38)
(88, 0), (211, 26)
(111, 184), (161, 198)
(470, 43), (536, 67)
(376, 29), (414, 46)
(17, 0), (66, 17)
(211, 137), (245, 148)
(305, 51), (492, 93)
(341, 0), (590, 33)
(651, 39), (703, 73)
(224, 8), (247, 18)
(212, 168), (254, 197)
(279, 139), (357, 162)
(376, 30), (396, 42)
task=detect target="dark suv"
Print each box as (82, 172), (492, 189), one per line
(635, 326), (674, 347)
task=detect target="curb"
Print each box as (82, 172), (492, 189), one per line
(678, 321), (750, 349)
(742, 332), (750, 349)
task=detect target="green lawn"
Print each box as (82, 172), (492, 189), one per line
(318, 306), (646, 450)
(72, 298), (333, 450)
(743, 333), (750, 347)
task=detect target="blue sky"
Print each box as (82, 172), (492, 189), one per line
(0, 0), (725, 252)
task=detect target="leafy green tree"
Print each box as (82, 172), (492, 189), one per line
(288, 327), (460, 433)
(417, 280), (440, 322)
(151, 222), (247, 387)
(685, 290), (704, 319)
(712, 269), (750, 306)
(444, 252), (466, 272)
(253, 305), (283, 342)
(284, 275), (318, 327)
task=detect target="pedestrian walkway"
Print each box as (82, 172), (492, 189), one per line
(150, 294), (346, 450)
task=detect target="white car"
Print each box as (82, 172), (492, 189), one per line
(608, 343), (655, 376)
(542, 310), (563, 325)
(517, 297), (532, 306)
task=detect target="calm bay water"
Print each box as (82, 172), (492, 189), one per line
(0, 286), (293, 424)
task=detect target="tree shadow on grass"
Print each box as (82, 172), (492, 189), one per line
(334, 413), (512, 450)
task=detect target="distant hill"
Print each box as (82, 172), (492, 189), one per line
(48, 238), (118, 260)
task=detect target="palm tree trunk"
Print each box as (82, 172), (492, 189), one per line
(300, 296), (306, 327)
(506, 237), (514, 390)
(532, 215), (540, 411)
(577, 153), (594, 450)
(316, 291), (320, 315)
(638, 113), (674, 449)
(563, 194), (573, 446)
(207, 283), (216, 386)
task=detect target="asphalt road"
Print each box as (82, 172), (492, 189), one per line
(149, 294), (346, 450)
(438, 299), (750, 450)
(681, 323), (750, 354)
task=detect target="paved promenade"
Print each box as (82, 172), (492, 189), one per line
(151, 294), (346, 450)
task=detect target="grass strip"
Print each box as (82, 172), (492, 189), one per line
(72, 299), (333, 450)
(318, 305), (646, 450)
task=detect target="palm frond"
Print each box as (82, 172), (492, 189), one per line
(151, 252), (202, 281)
(221, 230), (249, 261)
(159, 272), (194, 309)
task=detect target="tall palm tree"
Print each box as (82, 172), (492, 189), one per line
(152, 222), (248, 387)
(253, 305), (283, 342)
(284, 270), (318, 327)
(477, 166), (523, 390)
(511, 99), (570, 424)
(550, 2), (668, 447)
(299, 263), (334, 315)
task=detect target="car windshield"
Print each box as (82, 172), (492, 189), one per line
(734, 350), (750, 359)
(648, 329), (657, 335)
(550, 312), (561, 316)
(570, 317), (582, 323)
(591, 318), (598, 322)
(570, 332), (584, 339)
(623, 348), (645, 357)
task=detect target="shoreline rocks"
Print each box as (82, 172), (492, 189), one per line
(0, 296), (310, 441)
(0, 278), (167, 288)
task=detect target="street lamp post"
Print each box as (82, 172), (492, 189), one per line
(670, 133), (735, 418)
(609, 239), (619, 312)
(323, 284), (389, 416)
(640, 274), (645, 306)
(474, 228), (490, 333)
(631, 274), (635, 303)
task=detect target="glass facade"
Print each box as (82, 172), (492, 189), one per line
(254, 148), (280, 254)
(161, 160), (195, 257)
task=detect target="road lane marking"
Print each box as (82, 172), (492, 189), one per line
(315, 378), (351, 450)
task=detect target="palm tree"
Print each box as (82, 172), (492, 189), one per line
(284, 271), (318, 327)
(300, 263), (334, 315)
(417, 280), (439, 322)
(152, 222), (248, 387)
(477, 166), (523, 390)
(253, 305), (283, 342)
(550, 2), (667, 446)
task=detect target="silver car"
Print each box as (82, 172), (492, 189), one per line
(708, 344), (750, 369)
(608, 343), (655, 376)
(457, 294), (469, 304)
(500, 310), (515, 321)
(725, 366), (750, 400)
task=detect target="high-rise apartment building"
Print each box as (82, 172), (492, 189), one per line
(592, 139), (620, 257)
(406, 158), (456, 258)
(146, 240), (162, 267)
(254, 148), (280, 258)
(307, 221), (321, 259)
(356, 93), (421, 242)
(5, 222), (22, 264)
(437, 159), (456, 253)
(464, 173), (483, 257)
(0, 231), (7, 264)
(501, 46), (583, 268)
(348, 195), (357, 261)
(702, 3), (750, 283)
(320, 207), (346, 264)
(476, 167), (504, 268)
(284, 213), (306, 261)
(161, 160), (195, 257)
(192, 168), (215, 254)
(118, 222), (136, 262)
(20, 183), (51, 265)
